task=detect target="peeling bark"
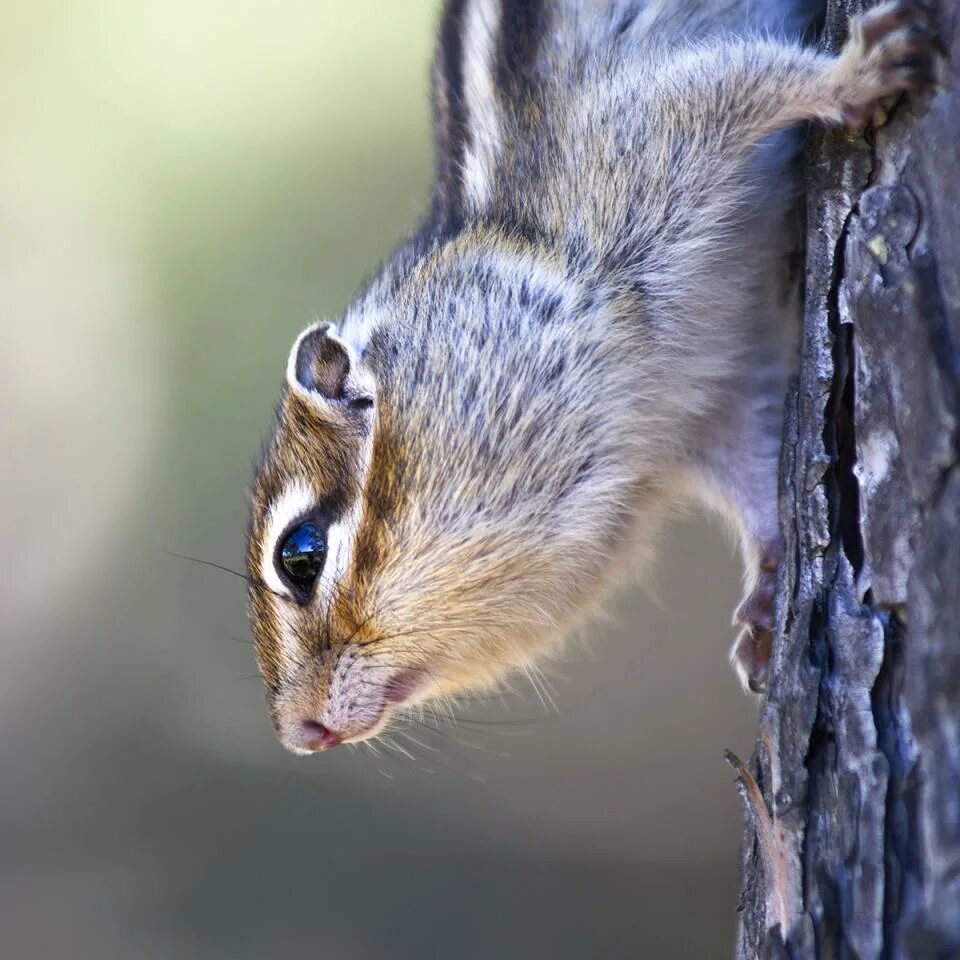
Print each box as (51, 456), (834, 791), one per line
(733, 1), (960, 957)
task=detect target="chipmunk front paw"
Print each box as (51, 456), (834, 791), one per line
(835, 1), (938, 127)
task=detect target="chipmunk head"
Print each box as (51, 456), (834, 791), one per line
(247, 236), (641, 754)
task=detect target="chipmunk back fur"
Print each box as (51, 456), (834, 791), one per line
(247, 0), (936, 753)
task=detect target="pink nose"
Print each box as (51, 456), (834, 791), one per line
(299, 720), (342, 752)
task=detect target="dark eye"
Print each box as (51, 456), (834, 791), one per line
(278, 521), (327, 598)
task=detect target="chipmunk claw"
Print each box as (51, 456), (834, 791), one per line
(838, 0), (939, 127)
(731, 625), (773, 694)
(730, 546), (779, 694)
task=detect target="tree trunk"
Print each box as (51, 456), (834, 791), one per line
(731, 2), (960, 957)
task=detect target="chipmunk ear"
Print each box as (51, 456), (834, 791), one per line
(291, 322), (349, 399)
(286, 322), (375, 410)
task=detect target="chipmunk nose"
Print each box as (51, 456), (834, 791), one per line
(298, 720), (342, 752)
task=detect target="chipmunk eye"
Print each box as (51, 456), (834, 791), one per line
(278, 521), (327, 598)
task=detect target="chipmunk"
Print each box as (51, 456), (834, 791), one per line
(247, 0), (935, 754)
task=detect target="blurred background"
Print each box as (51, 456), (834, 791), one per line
(1, 2), (759, 957)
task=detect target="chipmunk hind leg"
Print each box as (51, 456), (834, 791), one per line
(684, 335), (794, 694)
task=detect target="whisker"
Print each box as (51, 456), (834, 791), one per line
(164, 549), (250, 582)
(421, 712), (541, 734)
(379, 734), (423, 765)
(395, 729), (439, 754)
(411, 718), (509, 758)
(164, 548), (289, 602)
(388, 721), (489, 777)
(227, 634), (255, 647)
(353, 742), (394, 778)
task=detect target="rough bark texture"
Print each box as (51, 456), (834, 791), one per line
(734, 2), (960, 957)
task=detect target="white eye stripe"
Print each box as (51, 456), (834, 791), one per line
(261, 477), (371, 604)
(260, 483), (367, 672)
(264, 509), (351, 605)
(314, 509), (359, 606)
(260, 379), (375, 674)
(261, 479), (317, 599)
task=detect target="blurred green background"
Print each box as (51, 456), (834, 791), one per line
(1, 2), (759, 957)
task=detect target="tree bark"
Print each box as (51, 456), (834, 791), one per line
(732, 2), (960, 957)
